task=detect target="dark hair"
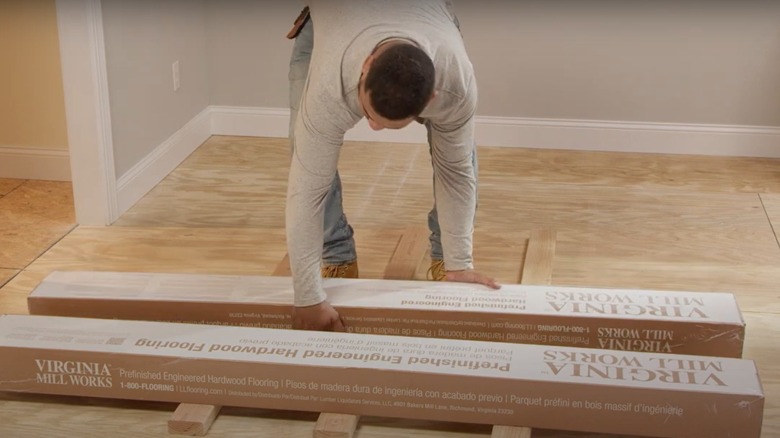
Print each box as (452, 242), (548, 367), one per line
(364, 44), (435, 120)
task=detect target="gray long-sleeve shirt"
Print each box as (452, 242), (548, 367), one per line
(288, 0), (477, 306)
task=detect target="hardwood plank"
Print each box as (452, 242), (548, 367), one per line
(382, 225), (428, 279)
(519, 229), (555, 285)
(0, 180), (75, 268)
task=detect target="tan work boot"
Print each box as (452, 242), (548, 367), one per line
(321, 260), (359, 278)
(427, 259), (446, 281)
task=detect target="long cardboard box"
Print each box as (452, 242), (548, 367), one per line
(0, 315), (763, 438)
(28, 271), (746, 357)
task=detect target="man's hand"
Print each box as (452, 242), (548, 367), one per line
(445, 269), (501, 290)
(292, 301), (346, 332)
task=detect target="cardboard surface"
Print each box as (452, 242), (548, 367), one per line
(28, 272), (746, 357)
(0, 315), (764, 438)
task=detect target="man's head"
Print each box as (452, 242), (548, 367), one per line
(360, 42), (435, 131)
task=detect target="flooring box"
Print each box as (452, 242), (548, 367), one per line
(0, 314), (764, 438)
(27, 271), (746, 357)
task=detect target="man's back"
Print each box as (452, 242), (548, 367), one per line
(303, 0), (475, 133)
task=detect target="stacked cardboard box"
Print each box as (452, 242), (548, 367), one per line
(0, 314), (763, 438)
(28, 271), (746, 357)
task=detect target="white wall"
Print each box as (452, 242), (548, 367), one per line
(205, 0), (780, 127)
(62, 0), (780, 224)
(102, 0), (210, 177)
(205, 1), (297, 108)
(459, 1), (780, 126)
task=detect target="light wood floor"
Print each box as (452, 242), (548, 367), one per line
(0, 135), (778, 437)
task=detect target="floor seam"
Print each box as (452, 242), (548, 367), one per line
(2, 224), (79, 281)
(2, 179), (28, 198)
(19, 224), (79, 270)
(0, 270), (22, 289)
(758, 193), (780, 252)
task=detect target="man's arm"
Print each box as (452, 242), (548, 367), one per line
(429, 78), (500, 289)
(286, 85), (353, 326)
(429, 79), (477, 271)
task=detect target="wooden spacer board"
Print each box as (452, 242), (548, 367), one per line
(315, 226), (429, 438)
(491, 229), (556, 438)
(166, 250), (295, 435)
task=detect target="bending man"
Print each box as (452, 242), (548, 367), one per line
(287, 0), (500, 331)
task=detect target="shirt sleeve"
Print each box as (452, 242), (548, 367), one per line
(286, 83), (351, 307)
(428, 76), (478, 271)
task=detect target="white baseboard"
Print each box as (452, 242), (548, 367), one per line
(16, 107), (779, 192)
(210, 105), (427, 144)
(210, 106), (289, 138)
(115, 108), (212, 215)
(0, 146), (72, 181)
(476, 116), (780, 158)
(211, 105), (780, 158)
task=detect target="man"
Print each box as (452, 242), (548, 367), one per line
(287, 0), (500, 332)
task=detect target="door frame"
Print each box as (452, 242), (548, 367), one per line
(56, 0), (118, 225)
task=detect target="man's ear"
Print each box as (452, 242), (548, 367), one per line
(361, 54), (373, 76)
(426, 91), (437, 106)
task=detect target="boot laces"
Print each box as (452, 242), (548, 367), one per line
(427, 259), (446, 281)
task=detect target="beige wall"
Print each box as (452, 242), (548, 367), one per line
(206, 0), (780, 127)
(102, 0), (210, 177)
(459, 1), (780, 126)
(206, 1), (296, 108)
(62, 0), (780, 185)
(0, 0), (68, 151)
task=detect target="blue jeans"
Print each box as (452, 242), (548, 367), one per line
(288, 18), (477, 265)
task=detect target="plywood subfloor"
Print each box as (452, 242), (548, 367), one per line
(0, 268), (17, 289)
(1, 136), (779, 437)
(0, 178), (24, 196)
(0, 180), (76, 269)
